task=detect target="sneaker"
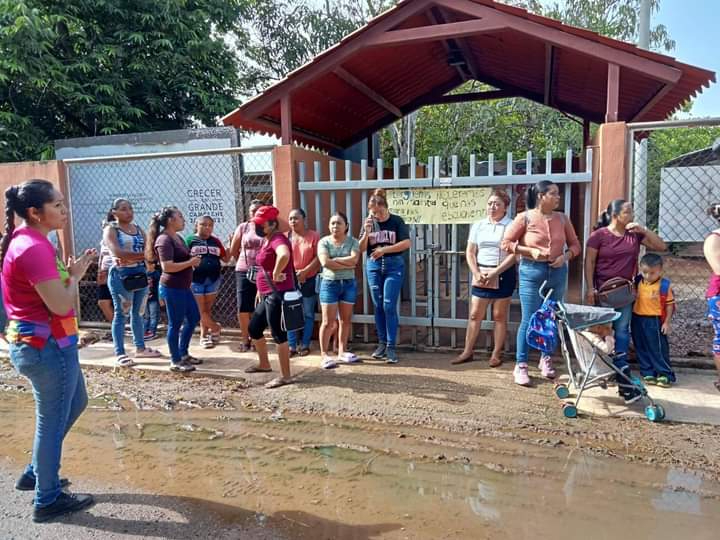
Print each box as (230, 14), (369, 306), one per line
(201, 337), (214, 349)
(182, 354), (203, 365)
(513, 363), (531, 386)
(15, 472), (69, 491)
(538, 355), (556, 379)
(33, 492), (94, 523)
(655, 375), (672, 388)
(170, 361), (196, 373)
(385, 347), (399, 364)
(371, 343), (387, 359)
(144, 331), (158, 341)
(643, 375), (657, 385)
(289, 348), (298, 358)
(619, 385), (643, 404)
(321, 356), (338, 369)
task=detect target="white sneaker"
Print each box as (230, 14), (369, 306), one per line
(538, 355), (556, 379)
(513, 363), (531, 386)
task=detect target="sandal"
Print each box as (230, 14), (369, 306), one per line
(244, 365), (272, 373)
(265, 377), (294, 389)
(116, 355), (135, 368)
(340, 352), (360, 364)
(298, 347), (311, 357)
(451, 353), (474, 365)
(238, 339), (252, 353)
(135, 347), (162, 358)
(489, 355), (503, 368)
(714, 380), (720, 392)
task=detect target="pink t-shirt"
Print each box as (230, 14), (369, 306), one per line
(256, 233), (294, 295)
(288, 229), (319, 278)
(2, 227), (69, 321)
(708, 231), (720, 298)
(234, 222), (264, 272)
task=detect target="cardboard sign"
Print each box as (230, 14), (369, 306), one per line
(387, 188), (492, 224)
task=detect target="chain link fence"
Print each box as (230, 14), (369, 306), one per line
(629, 119), (720, 355)
(66, 147), (274, 327)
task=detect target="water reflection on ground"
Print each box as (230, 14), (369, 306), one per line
(1, 393), (719, 539)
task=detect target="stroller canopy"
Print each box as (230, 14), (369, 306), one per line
(559, 303), (620, 330)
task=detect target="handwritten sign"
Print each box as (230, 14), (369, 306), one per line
(387, 188), (492, 224)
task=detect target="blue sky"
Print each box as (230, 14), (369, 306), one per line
(655, 0), (719, 117)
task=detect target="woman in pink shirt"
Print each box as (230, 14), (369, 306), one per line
(502, 180), (581, 386)
(287, 208), (320, 356)
(1, 180), (96, 522)
(229, 199), (265, 351)
(704, 203), (720, 392)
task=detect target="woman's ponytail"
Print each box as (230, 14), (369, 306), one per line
(594, 199), (627, 230)
(145, 206), (176, 261)
(0, 186), (19, 268)
(707, 203), (720, 224)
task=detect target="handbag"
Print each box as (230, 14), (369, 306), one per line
(122, 272), (148, 292)
(260, 267), (305, 332)
(242, 223), (258, 284)
(596, 277), (636, 308)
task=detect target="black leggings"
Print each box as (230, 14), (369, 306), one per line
(248, 292), (287, 344)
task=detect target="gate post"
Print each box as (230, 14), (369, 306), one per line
(271, 145), (300, 230)
(591, 122), (630, 222)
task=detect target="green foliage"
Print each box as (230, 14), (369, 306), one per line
(0, 0), (251, 162)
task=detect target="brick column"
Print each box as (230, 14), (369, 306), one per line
(271, 145), (299, 232)
(591, 122), (630, 223)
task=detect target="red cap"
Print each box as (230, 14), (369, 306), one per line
(251, 205), (279, 225)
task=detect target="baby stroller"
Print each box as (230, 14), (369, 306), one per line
(532, 282), (665, 422)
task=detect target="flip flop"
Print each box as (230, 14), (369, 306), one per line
(135, 347), (162, 358)
(238, 340), (252, 353)
(451, 354), (474, 365)
(244, 365), (272, 373)
(489, 355), (503, 368)
(265, 377), (294, 389)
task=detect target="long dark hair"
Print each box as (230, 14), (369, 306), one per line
(707, 203), (720, 224)
(105, 198), (131, 225)
(526, 180), (555, 210)
(145, 206), (178, 261)
(594, 199), (628, 230)
(0, 180), (56, 267)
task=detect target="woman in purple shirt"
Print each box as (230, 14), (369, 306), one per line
(585, 199), (666, 381)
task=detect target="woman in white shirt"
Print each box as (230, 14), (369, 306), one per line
(453, 189), (517, 367)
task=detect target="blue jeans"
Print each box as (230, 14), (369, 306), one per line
(108, 266), (148, 356)
(611, 303), (633, 371)
(367, 256), (405, 348)
(288, 294), (317, 350)
(144, 299), (160, 335)
(9, 339), (87, 508)
(160, 285), (200, 363)
(516, 259), (568, 363)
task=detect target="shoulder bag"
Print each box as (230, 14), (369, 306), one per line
(260, 266), (305, 333)
(596, 277), (636, 308)
(115, 225), (148, 291)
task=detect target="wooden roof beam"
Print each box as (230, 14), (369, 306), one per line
(333, 67), (402, 118)
(436, 0), (682, 84)
(366, 18), (506, 48)
(254, 116), (344, 150)
(544, 44), (554, 106)
(630, 82), (674, 121)
(423, 89), (518, 105)
(426, 8), (470, 82)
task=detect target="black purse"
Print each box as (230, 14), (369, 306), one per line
(122, 272), (148, 292)
(260, 267), (304, 332)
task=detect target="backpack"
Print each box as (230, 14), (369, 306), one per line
(526, 299), (559, 354)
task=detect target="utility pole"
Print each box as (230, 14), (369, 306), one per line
(638, 0), (651, 50)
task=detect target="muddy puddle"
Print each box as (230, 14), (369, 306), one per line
(1, 393), (720, 539)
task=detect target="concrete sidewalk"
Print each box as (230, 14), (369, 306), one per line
(74, 330), (720, 426)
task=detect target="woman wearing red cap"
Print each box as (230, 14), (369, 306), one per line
(244, 205), (296, 388)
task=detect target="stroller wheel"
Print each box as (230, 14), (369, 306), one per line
(554, 383), (570, 399)
(645, 405), (664, 422)
(562, 403), (577, 418)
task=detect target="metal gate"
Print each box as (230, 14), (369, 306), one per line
(628, 117), (720, 355)
(298, 148), (593, 348)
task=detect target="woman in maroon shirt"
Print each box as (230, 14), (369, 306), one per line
(704, 203), (720, 392)
(585, 199), (666, 398)
(244, 206), (296, 389)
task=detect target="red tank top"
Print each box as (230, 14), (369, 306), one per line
(708, 232), (720, 298)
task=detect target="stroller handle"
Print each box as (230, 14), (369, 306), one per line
(539, 280), (554, 301)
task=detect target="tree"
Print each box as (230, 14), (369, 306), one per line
(0, 0), (252, 162)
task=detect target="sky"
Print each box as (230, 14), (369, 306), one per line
(655, 0), (719, 117)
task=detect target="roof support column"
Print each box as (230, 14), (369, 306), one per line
(605, 63), (620, 123)
(281, 95), (292, 145)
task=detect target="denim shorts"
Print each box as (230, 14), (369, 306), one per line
(191, 277), (221, 296)
(319, 278), (357, 305)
